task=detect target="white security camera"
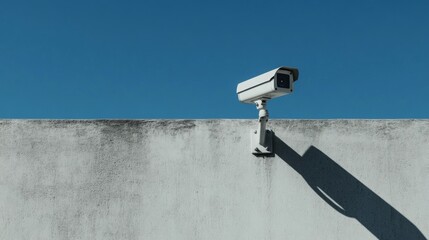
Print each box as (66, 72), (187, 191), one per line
(237, 66), (299, 103)
(236, 66), (299, 156)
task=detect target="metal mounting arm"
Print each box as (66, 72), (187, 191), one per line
(256, 100), (268, 146)
(251, 99), (273, 156)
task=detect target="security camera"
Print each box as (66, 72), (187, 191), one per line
(236, 66), (299, 156)
(237, 66), (299, 104)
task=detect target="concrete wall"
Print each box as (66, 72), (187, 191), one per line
(0, 120), (428, 240)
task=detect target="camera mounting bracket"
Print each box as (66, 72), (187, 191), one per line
(251, 100), (273, 156)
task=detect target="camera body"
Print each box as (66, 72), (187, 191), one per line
(236, 66), (299, 103)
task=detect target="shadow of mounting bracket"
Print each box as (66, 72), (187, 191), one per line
(251, 129), (274, 156)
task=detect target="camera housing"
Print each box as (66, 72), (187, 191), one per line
(236, 66), (299, 104)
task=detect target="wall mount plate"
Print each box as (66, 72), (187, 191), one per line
(251, 129), (274, 156)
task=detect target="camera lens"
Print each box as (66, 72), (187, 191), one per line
(276, 74), (290, 88)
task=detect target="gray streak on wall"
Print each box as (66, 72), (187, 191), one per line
(0, 120), (428, 239)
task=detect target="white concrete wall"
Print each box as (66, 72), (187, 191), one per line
(0, 120), (428, 240)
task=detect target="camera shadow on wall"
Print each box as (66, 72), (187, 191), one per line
(274, 135), (426, 240)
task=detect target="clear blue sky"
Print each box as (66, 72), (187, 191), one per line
(1, 0), (428, 119)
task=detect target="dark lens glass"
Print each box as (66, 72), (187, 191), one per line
(277, 74), (290, 88)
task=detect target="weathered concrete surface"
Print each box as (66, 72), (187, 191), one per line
(0, 120), (428, 240)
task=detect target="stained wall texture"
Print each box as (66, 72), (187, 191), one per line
(0, 120), (428, 240)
